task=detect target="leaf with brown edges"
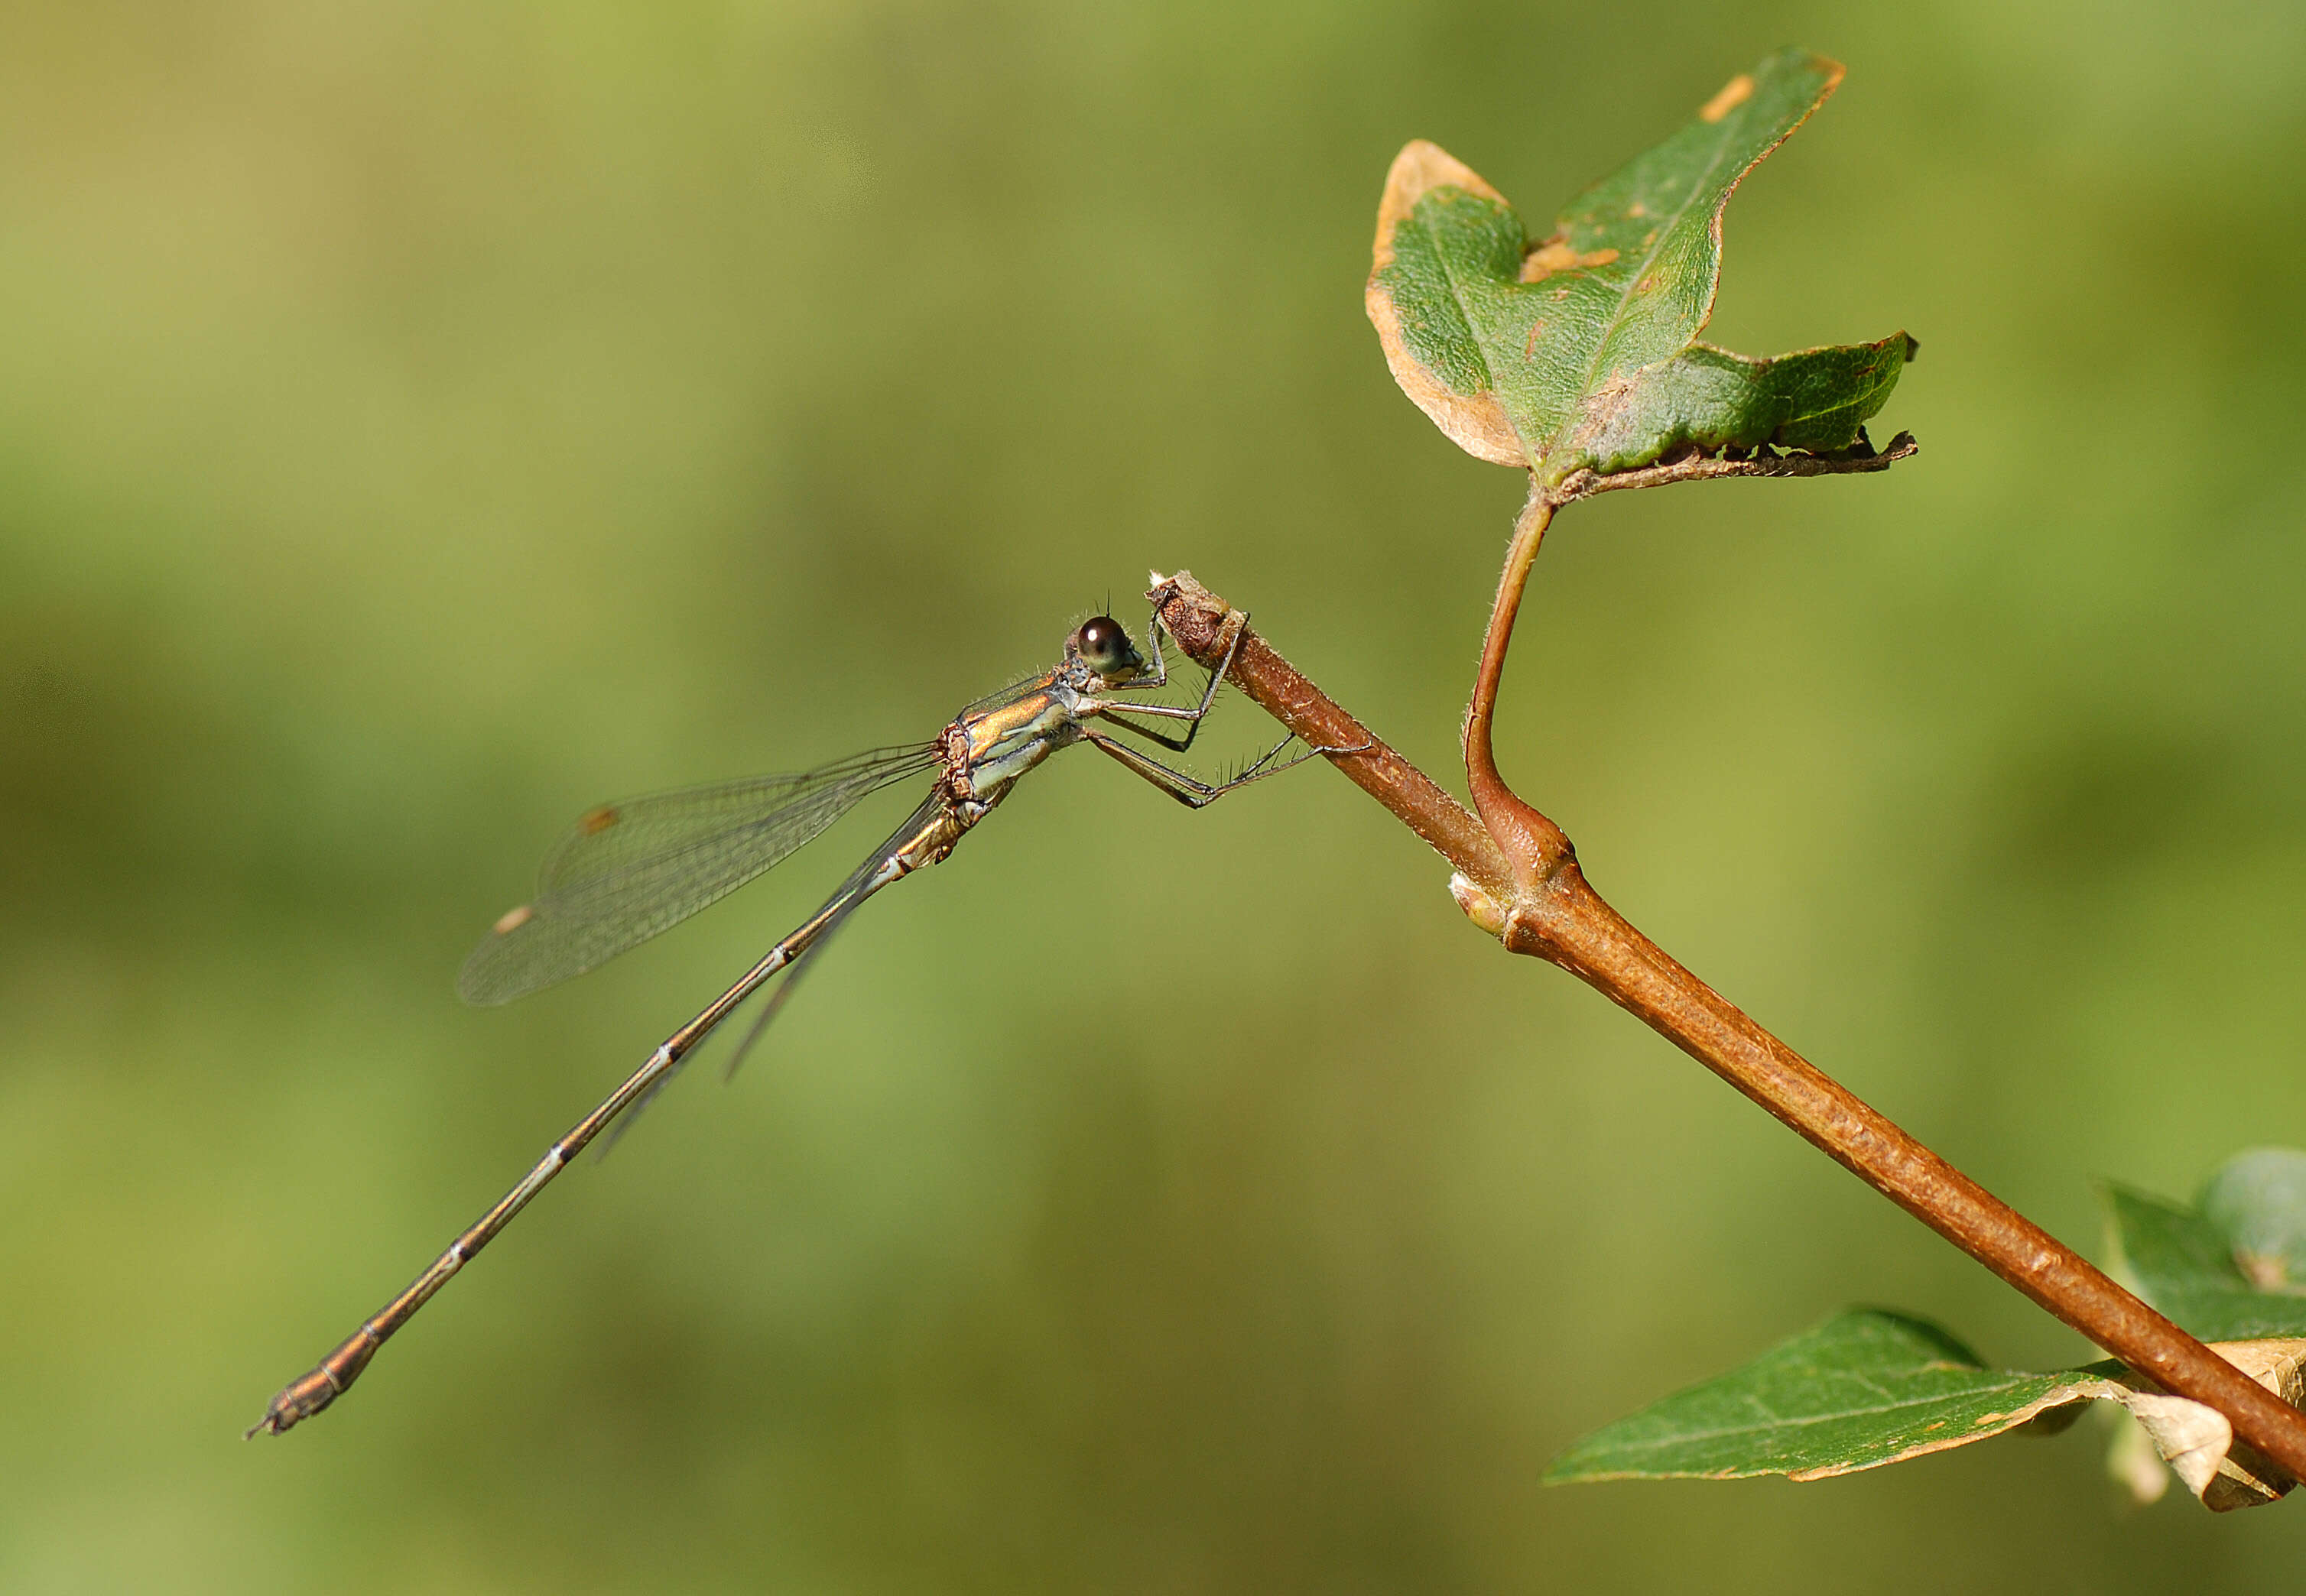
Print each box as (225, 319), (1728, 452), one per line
(1366, 47), (1912, 486)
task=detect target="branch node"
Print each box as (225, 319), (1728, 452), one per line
(1448, 872), (1509, 938)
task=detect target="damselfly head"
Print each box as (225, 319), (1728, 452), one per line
(1069, 615), (1145, 683)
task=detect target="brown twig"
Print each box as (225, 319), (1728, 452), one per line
(1149, 570), (1514, 900)
(1147, 568), (2306, 1484)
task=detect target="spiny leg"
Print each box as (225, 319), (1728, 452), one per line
(1083, 726), (1360, 809)
(1104, 602), (1191, 693)
(1081, 608), (1249, 754)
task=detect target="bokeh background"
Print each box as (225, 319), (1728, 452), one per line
(7, 2), (2305, 1589)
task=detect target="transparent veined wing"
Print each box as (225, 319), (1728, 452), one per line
(596, 789), (952, 1157)
(717, 788), (950, 1082)
(457, 744), (941, 1005)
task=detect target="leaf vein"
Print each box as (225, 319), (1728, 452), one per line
(1551, 136), (1736, 461)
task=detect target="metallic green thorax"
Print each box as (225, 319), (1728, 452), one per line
(945, 627), (1146, 809)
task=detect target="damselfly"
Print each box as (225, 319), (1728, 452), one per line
(252, 605), (1342, 1435)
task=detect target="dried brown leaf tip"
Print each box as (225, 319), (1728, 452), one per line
(1364, 141), (1524, 466)
(1369, 139), (1502, 253)
(2119, 1338), (2306, 1511)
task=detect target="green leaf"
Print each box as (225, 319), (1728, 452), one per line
(2203, 1149), (2306, 1292)
(1365, 47), (1913, 485)
(1543, 1310), (2103, 1484)
(1548, 1309), (2306, 1509)
(2106, 1148), (2306, 1341)
(1553, 1155), (2306, 1502)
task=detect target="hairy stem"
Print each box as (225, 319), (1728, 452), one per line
(1146, 568), (2306, 1483)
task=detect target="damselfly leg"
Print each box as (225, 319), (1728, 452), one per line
(1089, 610), (1371, 803)
(1080, 605), (1248, 754)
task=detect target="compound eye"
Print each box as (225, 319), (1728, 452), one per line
(1077, 615), (1128, 668)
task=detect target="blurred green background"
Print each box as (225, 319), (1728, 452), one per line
(6, 1), (2305, 1589)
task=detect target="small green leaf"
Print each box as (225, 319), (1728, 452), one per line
(1550, 1309), (2304, 1508)
(1366, 47), (1912, 485)
(2106, 1148), (2306, 1341)
(2203, 1149), (2306, 1293)
(1543, 1310), (2100, 1483)
(1555, 1156), (2306, 1502)
(1568, 338), (1913, 477)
